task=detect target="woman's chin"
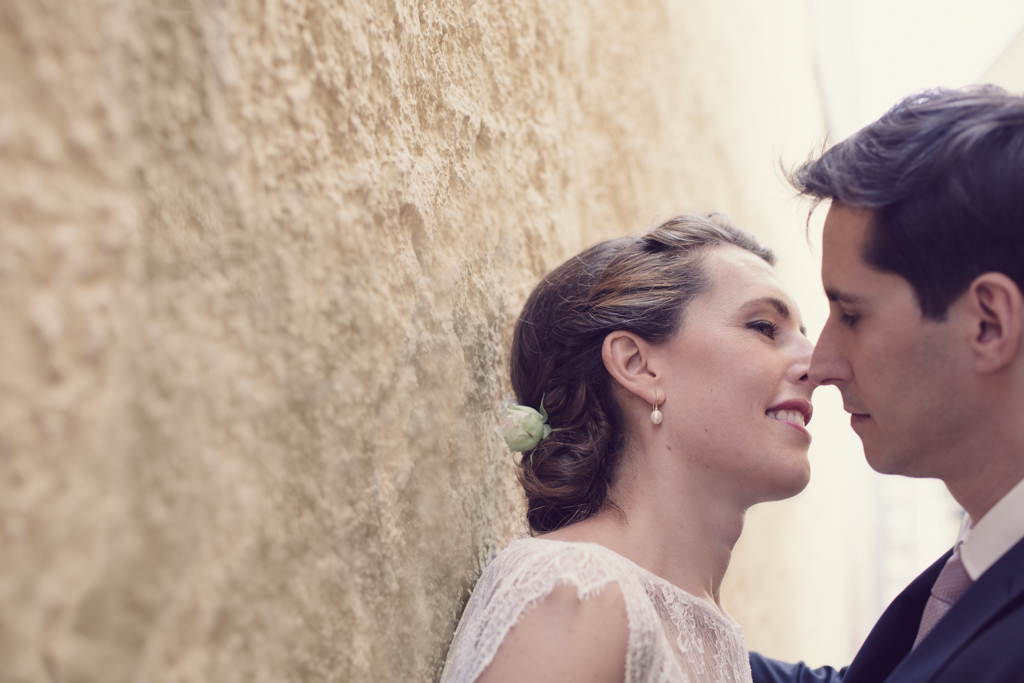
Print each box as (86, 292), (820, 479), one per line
(782, 469), (812, 499)
(753, 459), (812, 503)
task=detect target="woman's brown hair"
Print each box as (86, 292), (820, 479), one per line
(510, 213), (774, 533)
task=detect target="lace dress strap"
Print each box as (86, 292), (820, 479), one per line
(440, 538), (666, 683)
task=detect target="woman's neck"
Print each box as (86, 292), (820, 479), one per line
(542, 445), (747, 609)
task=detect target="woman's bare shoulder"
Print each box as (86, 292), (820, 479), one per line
(475, 580), (628, 683)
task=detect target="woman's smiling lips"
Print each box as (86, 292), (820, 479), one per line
(766, 399), (813, 438)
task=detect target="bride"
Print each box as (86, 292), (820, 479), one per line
(441, 214), (815, 683)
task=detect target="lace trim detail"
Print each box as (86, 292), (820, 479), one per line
(440, 538), (752, 683)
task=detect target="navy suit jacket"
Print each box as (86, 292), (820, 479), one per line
(750, 536), (1024, 683)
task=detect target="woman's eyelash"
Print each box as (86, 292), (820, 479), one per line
(749, 321), (779, 339)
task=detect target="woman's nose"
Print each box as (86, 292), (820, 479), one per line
(790, 334), (814, 384)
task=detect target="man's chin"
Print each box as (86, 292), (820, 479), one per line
(850, 416), (923, 475)
(866, 456), (901, 475)
(861, 442), (913, 476)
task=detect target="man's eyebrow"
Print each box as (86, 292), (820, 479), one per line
(825, 289), (860, 304)
(746, 296), (807, 336)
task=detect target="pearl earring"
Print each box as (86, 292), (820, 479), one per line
(650, 400), (663, 425)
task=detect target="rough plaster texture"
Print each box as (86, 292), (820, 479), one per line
(0, 0), (827, 681)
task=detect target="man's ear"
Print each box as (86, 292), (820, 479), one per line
(964, 272), (1024, 374)
(602, 330), (659, 404)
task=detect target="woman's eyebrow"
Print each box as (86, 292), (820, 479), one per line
(745, 296), (790, 318)
(744, 296), (807, 336)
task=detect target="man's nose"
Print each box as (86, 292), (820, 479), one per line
(809, 321), (851, 387)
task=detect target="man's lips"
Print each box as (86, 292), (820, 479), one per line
(842, 404), (871, 429)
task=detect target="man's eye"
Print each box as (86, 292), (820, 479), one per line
(749, 321), (779, 339)
(840, 312), (860, 327)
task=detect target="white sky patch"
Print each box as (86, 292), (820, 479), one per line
(814, 0), (1024, 137)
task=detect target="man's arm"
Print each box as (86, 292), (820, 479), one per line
(749, 652), (847, 683)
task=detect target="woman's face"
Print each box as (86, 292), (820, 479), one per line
(650, 245), (815, 504)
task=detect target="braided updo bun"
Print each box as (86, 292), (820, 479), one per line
(510, 214), (775, 533)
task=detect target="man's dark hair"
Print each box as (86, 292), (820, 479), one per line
(790, 85), (1024, 319)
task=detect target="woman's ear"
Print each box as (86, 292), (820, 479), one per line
(965, 272), (1024, 374)
(602, 331), (659, 404)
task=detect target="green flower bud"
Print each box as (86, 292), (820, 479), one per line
(498, 394), (554, 452)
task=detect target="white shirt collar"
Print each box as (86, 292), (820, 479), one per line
(959, 475), (1024, 580)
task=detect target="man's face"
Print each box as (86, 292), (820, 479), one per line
(810, 204), (971, 478)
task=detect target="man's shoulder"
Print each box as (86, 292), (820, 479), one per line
(926, 537), (1024, 680)
(750, 540), (1024, 683)
(931, 598), (1024, 682)
(877, 538), (1024, 683)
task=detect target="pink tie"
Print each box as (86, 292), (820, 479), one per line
(913, 545), (973, 649)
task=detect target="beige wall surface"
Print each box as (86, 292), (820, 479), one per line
(0, 0), (832, 681)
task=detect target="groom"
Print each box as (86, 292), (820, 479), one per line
(751, 86), (1024, 682)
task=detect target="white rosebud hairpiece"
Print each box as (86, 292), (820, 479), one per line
(498, 392), (557, 462)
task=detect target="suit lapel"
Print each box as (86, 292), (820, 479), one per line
(839, 550), (950, 683)
(886, 537), (1024, 683)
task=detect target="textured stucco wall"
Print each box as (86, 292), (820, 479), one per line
(0, 1), (827, 681)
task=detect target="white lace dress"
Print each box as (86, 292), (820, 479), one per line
(440, 537), (753, 683)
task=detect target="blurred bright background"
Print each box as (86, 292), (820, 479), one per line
(813, 0), (1024, 138)
(727, 0), (1024, 666)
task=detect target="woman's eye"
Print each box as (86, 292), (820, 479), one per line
(749, 321), (779, 339)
